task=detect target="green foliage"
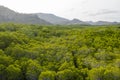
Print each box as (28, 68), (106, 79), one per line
(0, 23), (120, 80)
(0, 54), (13, 66)
(56, 69), (83, 80)
(89, 66), (120, 80)
(39, 71), (56, 80)
(26, 60), (42, 80)
(5, 64), (22, 80)
(0, 64), (6, 80)
(89, 67), (105, 80)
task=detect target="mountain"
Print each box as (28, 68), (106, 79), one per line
(86, 21), (119, 25)
(0, 6), (51, 24)
(36, 13), (89, 25)
(36, 13), (119, 25)
(67, 18), (89, 25)
(36, 13), (70, 24)
(0, 5), (119, 25)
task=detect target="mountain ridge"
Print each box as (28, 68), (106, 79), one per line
(0, 5), (119, 25)
(0, 6), (51, 24)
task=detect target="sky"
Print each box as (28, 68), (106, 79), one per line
(0, 0), (120, 22)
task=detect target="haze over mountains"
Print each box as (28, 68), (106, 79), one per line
(0, 5), (119, 25)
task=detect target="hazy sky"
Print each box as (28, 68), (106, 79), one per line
(0, 0), (120, 22)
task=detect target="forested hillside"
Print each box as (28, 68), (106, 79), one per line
(0, 23), (120, 80)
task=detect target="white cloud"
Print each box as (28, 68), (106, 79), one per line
(85, 9), (119, 16)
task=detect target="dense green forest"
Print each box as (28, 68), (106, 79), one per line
(0, 23), (120, 80)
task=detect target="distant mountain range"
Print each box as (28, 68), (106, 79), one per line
(0, 5), (119, 25)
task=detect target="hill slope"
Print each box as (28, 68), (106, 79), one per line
(36, 13), (69, 24)
(36, 13), (89, 25)
(0, 6), (51, 24)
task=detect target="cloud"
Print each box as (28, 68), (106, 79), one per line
(81, 0), (89, 4)
(88, 9), (119, 16)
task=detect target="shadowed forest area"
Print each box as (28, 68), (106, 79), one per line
(0, 23), (120, 80)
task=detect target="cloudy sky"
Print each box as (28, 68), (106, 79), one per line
(0, 0), (120, 22)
